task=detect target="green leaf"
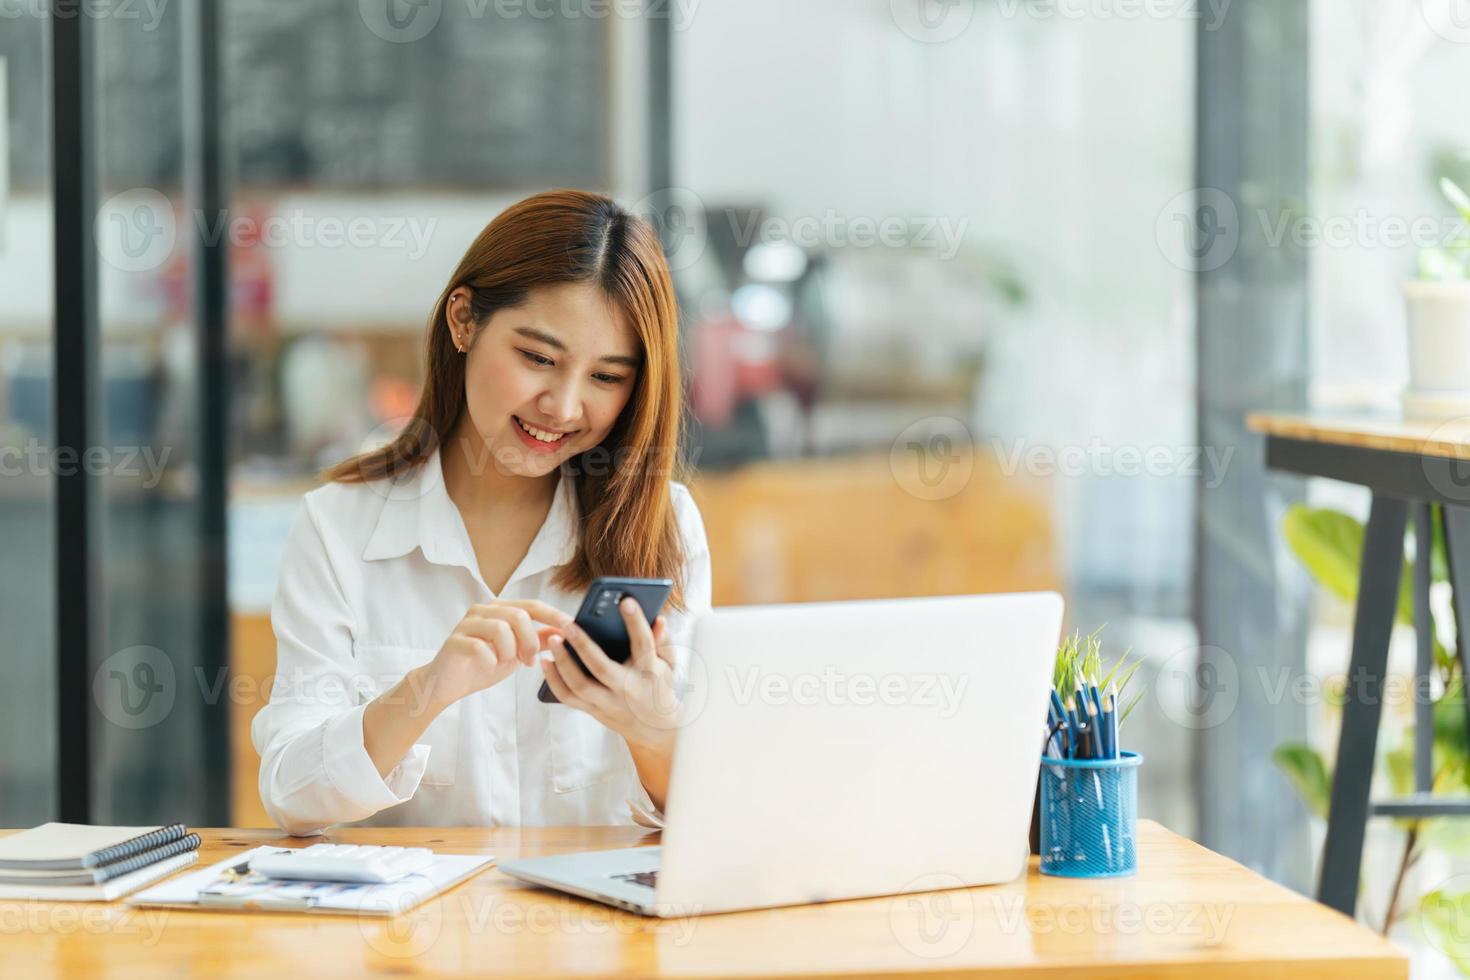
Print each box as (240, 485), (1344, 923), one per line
(1421, 818), (1470, 857)
(1444, 178), (1470, 225)
(1433, 503), (1451, 583)
(1387, 745), (1417, 797)
(1437, 673), (1470, 777)
(1385, 746), (1424, 832)
(1281, 505), (1414, 625)
(1272, 743), (1332, 820)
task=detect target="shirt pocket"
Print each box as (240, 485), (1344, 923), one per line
(352, 643), (460, 787)
(547, 704), (623, 794)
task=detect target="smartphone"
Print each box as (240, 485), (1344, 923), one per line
(537, 576), (673, 704)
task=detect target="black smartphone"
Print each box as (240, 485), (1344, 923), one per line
(537, 576), (673, 704)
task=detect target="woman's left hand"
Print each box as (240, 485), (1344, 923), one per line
(539, 598), (683, 754)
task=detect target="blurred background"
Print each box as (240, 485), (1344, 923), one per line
(5, 0), (1470, 967)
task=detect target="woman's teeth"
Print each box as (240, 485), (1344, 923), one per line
(516, 417), (567, 443)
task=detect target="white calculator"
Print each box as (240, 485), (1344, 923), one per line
(249, 844), (436, 884)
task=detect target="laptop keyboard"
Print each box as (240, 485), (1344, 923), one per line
(612, 870), (658, 889)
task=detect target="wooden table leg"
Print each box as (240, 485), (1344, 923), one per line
(1317, 494), (1407, 916)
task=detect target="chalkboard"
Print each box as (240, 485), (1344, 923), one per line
(2, 1), (608, 190)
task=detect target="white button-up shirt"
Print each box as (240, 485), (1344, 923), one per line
(251, 449), (712, 835)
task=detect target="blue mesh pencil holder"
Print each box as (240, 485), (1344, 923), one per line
(1039, 751), (1142, 878)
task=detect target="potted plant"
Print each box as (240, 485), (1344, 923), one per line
(1403, 178), (1470, 418)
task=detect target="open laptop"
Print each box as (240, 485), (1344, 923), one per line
(498, 591), (1064, 917)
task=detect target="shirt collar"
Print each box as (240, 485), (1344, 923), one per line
(362, 448), (579, 588)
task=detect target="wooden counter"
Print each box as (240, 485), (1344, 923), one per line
(0, 822), (1406, 978)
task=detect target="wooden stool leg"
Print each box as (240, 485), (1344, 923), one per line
(1317, 495), (1407, 916)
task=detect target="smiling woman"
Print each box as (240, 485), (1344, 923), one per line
(252, 190), (712, 834)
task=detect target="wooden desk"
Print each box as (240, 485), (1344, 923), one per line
(1250, 411), (1470, 916)
(0, 822), (1404, 978)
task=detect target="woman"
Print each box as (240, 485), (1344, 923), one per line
(252, 190), (711, 835)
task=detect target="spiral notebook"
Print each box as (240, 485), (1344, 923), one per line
(0, 834), (201, 885)
(0, 823), (189, 871)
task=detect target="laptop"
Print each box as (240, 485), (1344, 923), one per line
(498, 591), (1064, 917)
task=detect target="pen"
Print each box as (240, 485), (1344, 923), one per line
(1107, 688), (1120, 760)
(1083, 696), (1100, 760)
(1051, 690), (1075, 756)
(1065, 699), (1082, 758)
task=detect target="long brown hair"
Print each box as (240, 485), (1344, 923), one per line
(323, 189), (691, 609)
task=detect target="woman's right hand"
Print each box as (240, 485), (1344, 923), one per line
(421, 600), (573, 711)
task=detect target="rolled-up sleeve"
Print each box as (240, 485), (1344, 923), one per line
(626, 482), (713, 822)
(251, 497), (429, 836)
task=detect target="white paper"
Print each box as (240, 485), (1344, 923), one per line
(128, 846), (494, 915)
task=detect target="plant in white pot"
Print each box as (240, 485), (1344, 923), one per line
(1403, 178), (1470, 419)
